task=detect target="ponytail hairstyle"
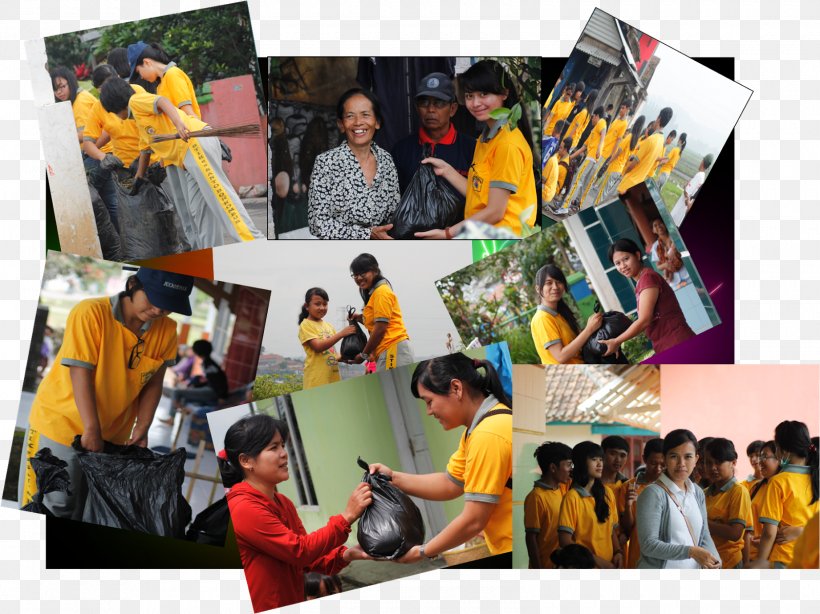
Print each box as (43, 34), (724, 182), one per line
(751, 440), (779, 500)
(705, 437), (738, 463)
(678, 132), (688, 155)
(135, 42), (172, 67)
(411, 352), (512, 409)
(350, 253), (389, 304)
(571, 441), (609, 523)
(534, 264), (580, 336)
(460, 59), (534, 152)
(106, 48), (130, 78)
(218, 414), (290, 488)
(50, 66), (78, 104)
(774, 420), (819, 504)
(299, 287), (329, 324)
(629, 115), (646, 151)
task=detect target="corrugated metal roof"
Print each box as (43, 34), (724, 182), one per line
(575, 40), (621, 66)
(582, 9), (622, 53)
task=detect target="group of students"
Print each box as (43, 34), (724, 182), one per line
(525, 421), (819, 569)
(541, 79), (713, 218)
(297, 253), (413, 389)
(51, 41), (262, 258)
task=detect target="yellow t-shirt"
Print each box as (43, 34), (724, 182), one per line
(530, 307), (582, 365)
(789, 512), (819, 569)
(465, 123), (537, 236)
(544, 99), (574, 136)
(542, 152), (559, 202)
(749, 478), (770, 560)
(83, 84), (148, 165)
(742, 477), (761, 492)
(446, 401), (512, 555)
(759, 465), (820, 566)
(556, 153), (570, 194)
(558, 483), (619, 562)
(705, 478), (753, 569)
(362, 281), (409, 361)
(71, 90), (97, 135)
(583, 118), (607, 161)
(602, 118), (628, 159)
(82, 99), (115, 154)
(616, 476), (653, 568)
(608, 132), (637, 175)
(524, 481), (565, 568)
(297, 318), (341, 390)
(618, 132), (665, 194)
(157, 64), (201, 119)
(658, 146), (681, 175)
(28, 296), (178, 447)
(129, 92), (208, 168)
(565, 108), (590, 150)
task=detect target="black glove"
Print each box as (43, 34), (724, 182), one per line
(100, 153), (124, 171)
(220, 140), (232, 163)
(144, 163), (167, 186)
(129, 177), (146, 196)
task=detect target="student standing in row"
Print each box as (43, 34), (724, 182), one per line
(617, 107), (674, 195)
(618, 438), (665, 568)
(560, 106), (606, 212)
(749, 440), (780, 560)
(524, 442), (572, 568)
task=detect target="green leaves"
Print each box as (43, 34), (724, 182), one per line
(488, 102), (522, 131)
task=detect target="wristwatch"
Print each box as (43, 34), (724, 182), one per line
(358, 352), (370, 362)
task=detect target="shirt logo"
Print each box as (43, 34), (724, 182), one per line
(146, 127), (155, 135)
(163, 281), (189, 291)
(427, 77), (440, 88)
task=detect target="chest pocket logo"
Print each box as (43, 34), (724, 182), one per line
(470, 164), (484, 193)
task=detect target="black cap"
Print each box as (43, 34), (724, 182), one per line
(416, 72), (455, 102)
(136, 267), (194, 316)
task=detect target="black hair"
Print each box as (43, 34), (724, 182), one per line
(574, 81), (585, 95)
(751, 440), (779, 500)
(607, 238), (642, 264)
(99, 77), (135, 114)
(335, 87), (384, 126)
(561, 137), (573, 152)
(702, 154), (714, 170)
(552, 119), (566, 137)
(571, 441), (609, 523)
(658, 107), (673, 128)
(642, 438), (664, 460)
(605, 103), (614, 111)
(663, 429), (698, 455)
(678, 132), (688, 155)
(120, 275), (143, 300)
(107, 48), (130, 78)
(592, 105), (605, 120)
(667, 129), (677, 140)
(534, 441), (572, 475)
(299, 287), (330, 325)
(349, 253), (390, 304)
(134, 42), (172, 70)
(705, 437), (738, 463)
(460, 59), (533, 151)
(534, 264), (580, 336)
(91, 64), (119, 89)
(746, 440), (765, 456)
(620, 98), (633, 110)
(50, 66), (78, 104)
(550, 543), (596, 569)
(192, 339), (213, 358)
(629, 115), (646, 151)
(774, 420), (819, 503)
(218, 414), (290, 488)
(601, 435), (629, 453)
(305, 573), (342, 599)
(565, 82), (576, 95)
(411, 352), (512, 409)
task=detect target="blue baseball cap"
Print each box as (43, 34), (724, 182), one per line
(126, 41), (149, 82)
(136, 267), (194, 316)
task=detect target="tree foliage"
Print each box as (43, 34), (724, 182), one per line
(253, 373), (303, 401)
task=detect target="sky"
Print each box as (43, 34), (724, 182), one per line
(214, 240), (474, 359)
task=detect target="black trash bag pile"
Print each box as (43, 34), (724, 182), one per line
(21, 448), (72, 516)
(390, 147), (463, 239)
(339, 306), (368, 361)
(88, 183), (122, 262)
(356, 457), (424, 559)
(114, 174), (188, 261)
(185, 496), (231, 546)
(72, 436), (192, 537)
(582, 310), (633, 365)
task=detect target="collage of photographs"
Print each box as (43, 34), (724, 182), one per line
(2, 2), (817, 613)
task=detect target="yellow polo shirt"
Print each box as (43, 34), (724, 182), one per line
(759, 465), (820, 566)
(524, 480), (565, 568)
(584, 118), (607, 161)
(530, 306), (582, 365)
(465, 122), (536, 236)
(616, 476), (653, 568)
(157, 63), (201, 119)
(789, 512), (819, 569)
(72, 90), (97, 134)
(618, 132), (665, 194)
(362, 280), (409, 361)
(446, 401), (512, 555)
(602, 118), (628, 159)
(565, 108), (590, 149)
(658, 146), (681, 175)
(556, 153), (570, 194)
(542, 152), (559, 202)
(705, 477), (753, 569)
(749, 478), (770, 560)
(83, 84), (150, 165)
(608, 132), (637, 175)
(544, 99), (574, 136)
(297, 318), (341, 390)
(558, 483), (619, 562)
(129, 92), (208, 168)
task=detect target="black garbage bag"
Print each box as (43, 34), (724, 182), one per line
(356, 457), (424, 559)
(72, 436), (192, 537)
(114, 174), (188, 261)
(339, 306), (368, 361)
(185, 496), (230, 546)
(582, 311), (633, 365)
(20, 448), (72, 516)
(390, 149), (463, 239)
(88, 183), (122, 261)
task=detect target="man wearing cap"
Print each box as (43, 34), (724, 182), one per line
(20, 267), (194, 521)
(391, 72), (476, 199)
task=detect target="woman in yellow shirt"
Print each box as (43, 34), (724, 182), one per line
(530, 264), (602, 364)
(656, 132), (686, 189)
(749, 439), (780, 559)
(297, 287), (356, 390)
(368, 352), (513, 561)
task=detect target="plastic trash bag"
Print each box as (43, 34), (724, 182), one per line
(114, 174), (189, 261)
(339, 306), (368, 361)
(390, 149), (463, 239)
(185, 496), (230, 546)
(21, 448), (72, 516)
(356, 457), (424, 559)
(88, 183), (122, 261)
(582, 310), (633, 365)
(72, 436), (192, 537)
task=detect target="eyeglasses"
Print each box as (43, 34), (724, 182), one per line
(350, 272), (368, 279)
(758, 455), (776, 462)
(128, 337), (145, 369)
(416, 98), (451, 109)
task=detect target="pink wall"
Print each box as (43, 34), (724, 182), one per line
(200, 74), (267, 189)
(661, 365), (820, 479)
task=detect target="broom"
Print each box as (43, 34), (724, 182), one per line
(151, 122), (261, 143)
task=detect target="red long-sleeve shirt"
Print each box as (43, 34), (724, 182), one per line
(226, 482), (351, 612)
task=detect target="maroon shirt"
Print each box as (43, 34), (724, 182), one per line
(635, 267), (695, 354)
